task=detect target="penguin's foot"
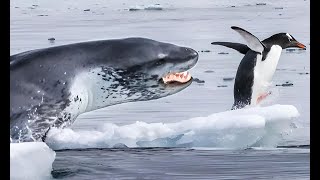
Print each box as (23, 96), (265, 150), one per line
(257, 91), (272, 104)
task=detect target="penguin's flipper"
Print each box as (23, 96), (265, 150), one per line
(231, 26), (266, 54)
(211, 42), (250, 55)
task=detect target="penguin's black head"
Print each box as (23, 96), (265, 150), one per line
(265, 33), (306, 50)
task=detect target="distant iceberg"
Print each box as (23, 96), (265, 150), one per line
(128, 4), (163, 11)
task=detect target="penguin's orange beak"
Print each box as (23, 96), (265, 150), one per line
(295, 42), (306, 49)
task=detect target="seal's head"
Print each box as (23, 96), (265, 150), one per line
(97, 38), (199, 101)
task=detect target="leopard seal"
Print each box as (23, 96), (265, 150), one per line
(10, 37), (198, 142)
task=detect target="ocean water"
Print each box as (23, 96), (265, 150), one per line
(10, 0), (310, 179)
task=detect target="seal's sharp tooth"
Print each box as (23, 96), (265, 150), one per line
(162, 71), (192, 84)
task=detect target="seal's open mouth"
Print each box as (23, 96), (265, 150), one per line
(162, 71), (191, 84)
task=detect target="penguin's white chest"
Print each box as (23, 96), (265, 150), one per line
(251, 45), (282, 105)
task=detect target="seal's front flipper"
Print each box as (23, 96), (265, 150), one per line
(211, 42), (250, 55)
(231, 26), (266, 54)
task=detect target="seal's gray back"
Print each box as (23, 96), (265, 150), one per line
(10, 40), (116, 140)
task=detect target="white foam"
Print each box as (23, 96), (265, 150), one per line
(46, 104), (299, 150)
(10, 142), (56, 180)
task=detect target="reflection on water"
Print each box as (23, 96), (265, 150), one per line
(52, 147), (310, 180)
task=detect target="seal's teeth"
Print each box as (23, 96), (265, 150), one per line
(183, 71), (188, 76)
(162, 71), (192, 84)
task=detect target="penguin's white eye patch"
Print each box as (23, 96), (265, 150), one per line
(286, 33), (293, 41)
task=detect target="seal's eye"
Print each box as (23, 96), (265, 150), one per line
(155, 58), (166, 65)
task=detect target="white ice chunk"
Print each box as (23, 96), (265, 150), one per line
(10, 142), (56, 180)
(46, 104), (299, 150)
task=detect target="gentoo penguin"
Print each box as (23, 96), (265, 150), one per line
(211, 26), (306, 110)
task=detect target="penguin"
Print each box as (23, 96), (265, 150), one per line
(211, 26), (306, 110)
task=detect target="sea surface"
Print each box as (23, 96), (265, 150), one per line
(10, 0), (310, 179)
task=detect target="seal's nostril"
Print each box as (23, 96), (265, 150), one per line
(190, 49), (198, 58)
(193, 51), (198, 56)
(182, 47), (198, 59)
